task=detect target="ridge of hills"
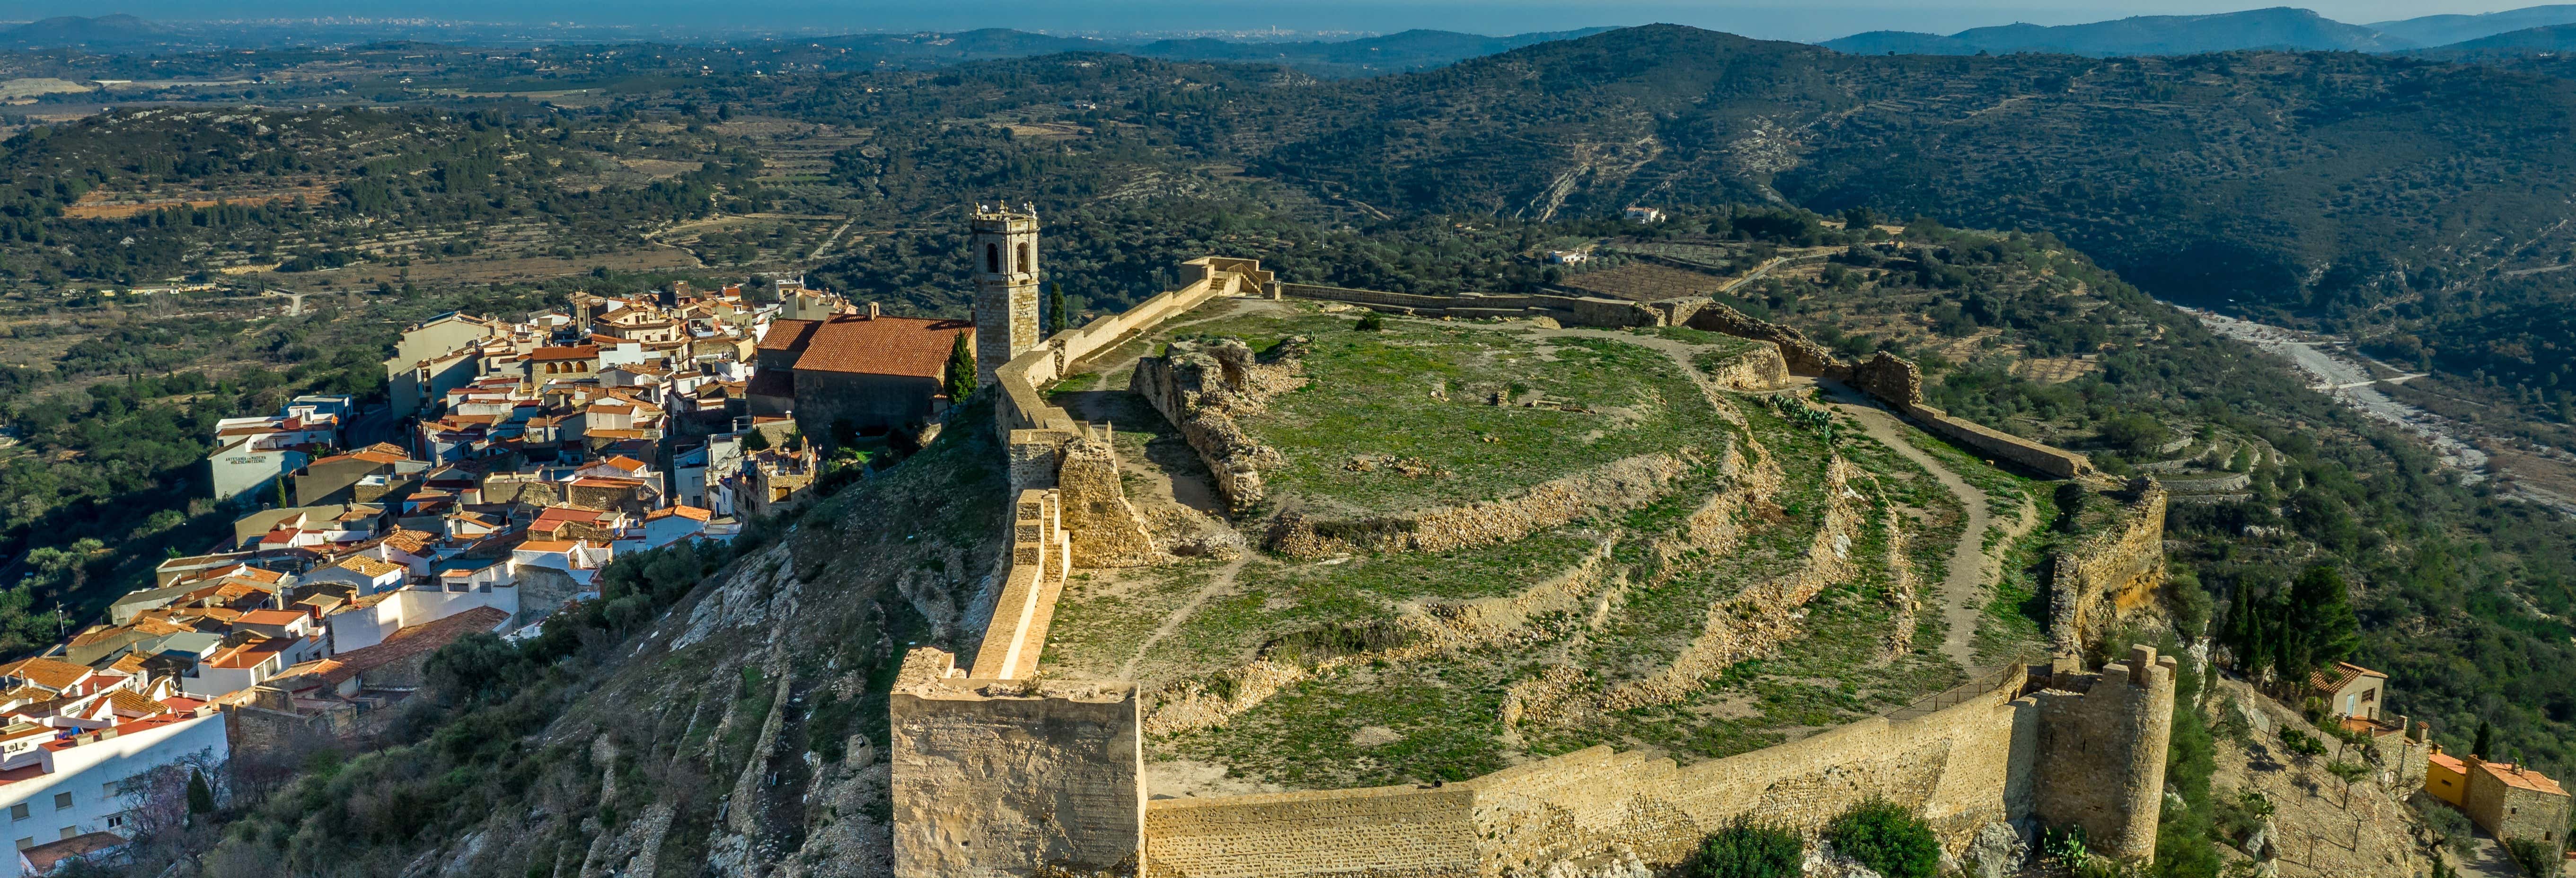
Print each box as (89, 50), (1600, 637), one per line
(5, 19), (2576, 876)
(1188, 24), (2576, 396)
(1824, 7), (2408, 57)
(1822, 3), (2576, 57)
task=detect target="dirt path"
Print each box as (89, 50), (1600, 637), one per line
(1119, 554), (1252, 680)
(1817, 382), (2021, 670)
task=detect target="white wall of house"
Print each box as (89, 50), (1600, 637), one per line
(207, 446), (309, 501)
(0, 712), (227, 871)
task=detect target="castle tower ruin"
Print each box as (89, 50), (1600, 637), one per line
(2034, 644), (2179, 860)
(971, 203), (1041, 387)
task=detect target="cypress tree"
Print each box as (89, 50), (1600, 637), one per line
(1048, 282), (1069, 336)
(946, 333), (976, 403)
(186, 769), (214, 816)
(2473, 720), (2494, 759)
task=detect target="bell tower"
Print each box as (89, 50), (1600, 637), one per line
(970, 203), (1041, 387)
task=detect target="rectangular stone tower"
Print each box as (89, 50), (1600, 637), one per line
(889, 647), (1143, 877)
(971, 204), (1041, 387)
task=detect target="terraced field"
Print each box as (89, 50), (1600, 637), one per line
(1038, 300), (2045, 791)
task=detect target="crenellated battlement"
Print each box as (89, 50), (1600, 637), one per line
(2030, 644), (2181, 860)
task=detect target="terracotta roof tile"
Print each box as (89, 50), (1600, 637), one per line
(791, 316), (973, 380)
(0, 658), (91, 691)
(105, 689), (167, 717)
(756, 319), (823, 352)
(529, 345), (600, 362)
(318, 607), (510, 687)
(333, 555), (405, 578)
(236, 609), (307, 627)
(2478, 760), (2569, 796)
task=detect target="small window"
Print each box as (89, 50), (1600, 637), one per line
(100, 782), (115, 796)
(55, 827), (72, 841)
(1018, 242), (1032, 273)
(13, 837), (30, 851)
(105, 813), (125, 829)
(986, 243), (1000, 274)
(9, 803), (25, 820)
(51, 792), (70, 810)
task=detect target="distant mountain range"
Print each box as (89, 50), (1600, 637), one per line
(0, 17), (1612, 77)
(1822, 4), (2576, 57)
(0, 14), (167, 48)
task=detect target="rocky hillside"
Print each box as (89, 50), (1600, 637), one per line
(152, 412), (1013, 877)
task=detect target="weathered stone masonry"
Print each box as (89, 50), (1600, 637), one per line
(1142, 649), (2180, 876)
(891, 257), (2175, 877)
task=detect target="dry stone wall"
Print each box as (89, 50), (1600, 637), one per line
(1842, 350), (2095, 479)
(1263, 451), (1697, 557)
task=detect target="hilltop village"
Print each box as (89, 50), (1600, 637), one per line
(0, 265), (983, 871)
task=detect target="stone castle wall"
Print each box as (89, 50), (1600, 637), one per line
(890, 648), (1144, 877)
(1145, 649), (2179, 876)
(1843, 350), (2095, 479)
(903, 257), (2170, 877)
(2034, 647), (2179, 860)
(2048, 481), (2170, 660)
(1129, 338), (1301, 512)
(1675, 300), (1847, 377)
(1277, 284), (1657, 329)
(891, 257), (1272, 878)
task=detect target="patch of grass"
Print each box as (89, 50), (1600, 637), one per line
(1161, 654), (1523, 789)
(1172, 307), (1728, 515)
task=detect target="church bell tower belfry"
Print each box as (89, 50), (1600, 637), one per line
(970, 203), (1041, 387)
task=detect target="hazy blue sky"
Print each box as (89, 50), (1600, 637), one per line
(3, 0), (2560, 42)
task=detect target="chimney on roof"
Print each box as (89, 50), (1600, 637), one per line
(868, 302), (881, 319)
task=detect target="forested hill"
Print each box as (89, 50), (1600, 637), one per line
(1216, 24), (2576, 388)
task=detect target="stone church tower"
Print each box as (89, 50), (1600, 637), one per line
(970, 203), (1041, 386)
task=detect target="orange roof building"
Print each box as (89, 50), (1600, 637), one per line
(751, 310), (973, 439)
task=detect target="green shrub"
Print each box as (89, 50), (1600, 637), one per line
(1825, 799), (1940, 878)
(1354, 310), (1385, 331)
(2505, 838), (2557, 877)
(2414, 796), (2474, 857)
(1685, 816), (1804, 878)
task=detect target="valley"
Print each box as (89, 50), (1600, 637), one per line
(0, 16), (2569, 878)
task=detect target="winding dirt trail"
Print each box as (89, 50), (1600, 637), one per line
(1817, 383), (2029, 668)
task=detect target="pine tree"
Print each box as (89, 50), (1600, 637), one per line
(947, 332), (977, 403)
(2283, 565), (2361, 682)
